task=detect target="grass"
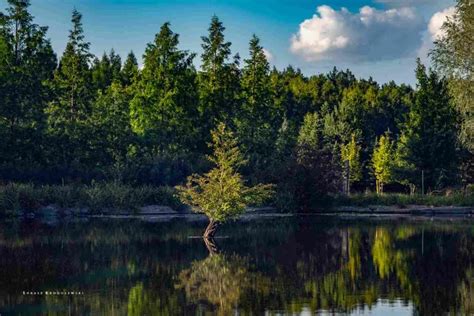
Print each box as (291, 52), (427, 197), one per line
(333, 192), (474, 208)
(0, 182), (182, 216)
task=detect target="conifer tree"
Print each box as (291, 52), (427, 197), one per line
(238, 35), (275, 167)
(176, 123), (274, 238)
(198, 16), (240, 133)
(0, 0), (56, 164)
(46, 9), (93, 167)
(129, 22), (198, 154)
(121, 51), (138, 86)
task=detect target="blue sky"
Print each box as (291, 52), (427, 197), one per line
(2, 0), (455, 85)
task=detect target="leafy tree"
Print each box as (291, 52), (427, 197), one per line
(176, 123), (274, 238)
(297, 112), (321, 148)
(396, 60), (458, 190)
(431, 0), (473, 153)
(45, 9), (93, 168)
(372, 131), (394, 194)
(291, 113), (342, 210)
(0, 0), (56, 165)
(129, 22), (198, 154)
(341, 133), (363, 191)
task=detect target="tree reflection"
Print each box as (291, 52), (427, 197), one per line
(177, 253), (252, 315)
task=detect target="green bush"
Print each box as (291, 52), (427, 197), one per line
(334, 192), (474, 208)
(0, 182), (182, 216)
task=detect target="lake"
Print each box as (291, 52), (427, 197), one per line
(0, 215), (473, 315)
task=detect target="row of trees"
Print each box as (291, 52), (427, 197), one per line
(0, 0), (471, 205)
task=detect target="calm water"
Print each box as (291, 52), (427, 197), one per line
(0, 216), (473, 315)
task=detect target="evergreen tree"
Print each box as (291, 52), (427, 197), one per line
(45, 9), (93, 167)
(129, 22), (198, 154)
(121, 51), (138, 86)
(89, 82), (133, 169)
(372, 131), (394, 194)
(396, 60), (458, 190)
(176, 123), (274, 238)
(198, 16), (240, 132)
(91, 49), (122, 92)
(0, 0), (56, 165)
(237, 35), (276, 168)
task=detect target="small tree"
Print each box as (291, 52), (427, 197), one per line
(341, 133), (362, 193)
(372, 132), (394, 194)
(176, 123), (274, 238)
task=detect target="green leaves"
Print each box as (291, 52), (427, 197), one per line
(176, 123), (274, 222)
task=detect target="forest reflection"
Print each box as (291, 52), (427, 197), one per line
(0, 217), (473, 315)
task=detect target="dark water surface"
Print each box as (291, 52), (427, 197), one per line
(0, 216), (473, 315)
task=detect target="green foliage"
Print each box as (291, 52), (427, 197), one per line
(341, 134), (363, 184)
(396, 60), (458, 190)
(176, 123), (274, 222)
(129, 22), (198, 153)
(0, 182), (181, 216)
(372, 131), (394, 193)
(334, 192), (474, 207)
(432, 0), (474, 153)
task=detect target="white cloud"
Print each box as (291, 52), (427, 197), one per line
(428, 6), (455, 40)
(417, 6), (456, 62)
(290, 5), (424, 62)
(262, 48), (274, 62)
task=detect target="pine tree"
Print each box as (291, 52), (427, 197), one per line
(237, 35), (275, 167)
(0, 0), (56, 165)
(121, 51), (138, 86)
(129, 22), (198, 154)
(45, 9), (93, 167)
(198, 16), (240, 133)
(372, 131), (394, 194)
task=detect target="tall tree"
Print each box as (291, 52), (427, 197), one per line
(237, 35), (276, 169)
(431, 0), (473, 153)
(396, 60), (458, 190)
(198, 16), (240, 133)
(0, 0), (56, 165)
(129, 22), (198, 154)
(45, 9), (93, 167)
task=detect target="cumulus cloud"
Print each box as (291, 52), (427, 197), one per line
(262, 48), (274, 62)
(290, 5), (424, 62)
(428, 6), (455, 40)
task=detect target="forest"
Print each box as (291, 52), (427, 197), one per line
(0, 0), (472, 212)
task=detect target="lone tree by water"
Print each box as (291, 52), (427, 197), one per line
(176, 123), (274, 238)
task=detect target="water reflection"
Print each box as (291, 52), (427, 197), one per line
(0, 217), (473, 315)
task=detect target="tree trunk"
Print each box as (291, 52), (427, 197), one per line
(203, 237), (219, 255)
(203, 219), (218, 239)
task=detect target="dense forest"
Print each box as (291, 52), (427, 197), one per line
(0, 0), (472, 210)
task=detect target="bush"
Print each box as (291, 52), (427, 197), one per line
(333, 192), (474, 207)
(0, 182), (182, 216)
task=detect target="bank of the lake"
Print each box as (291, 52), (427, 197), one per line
(1, 183), (472, 219)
